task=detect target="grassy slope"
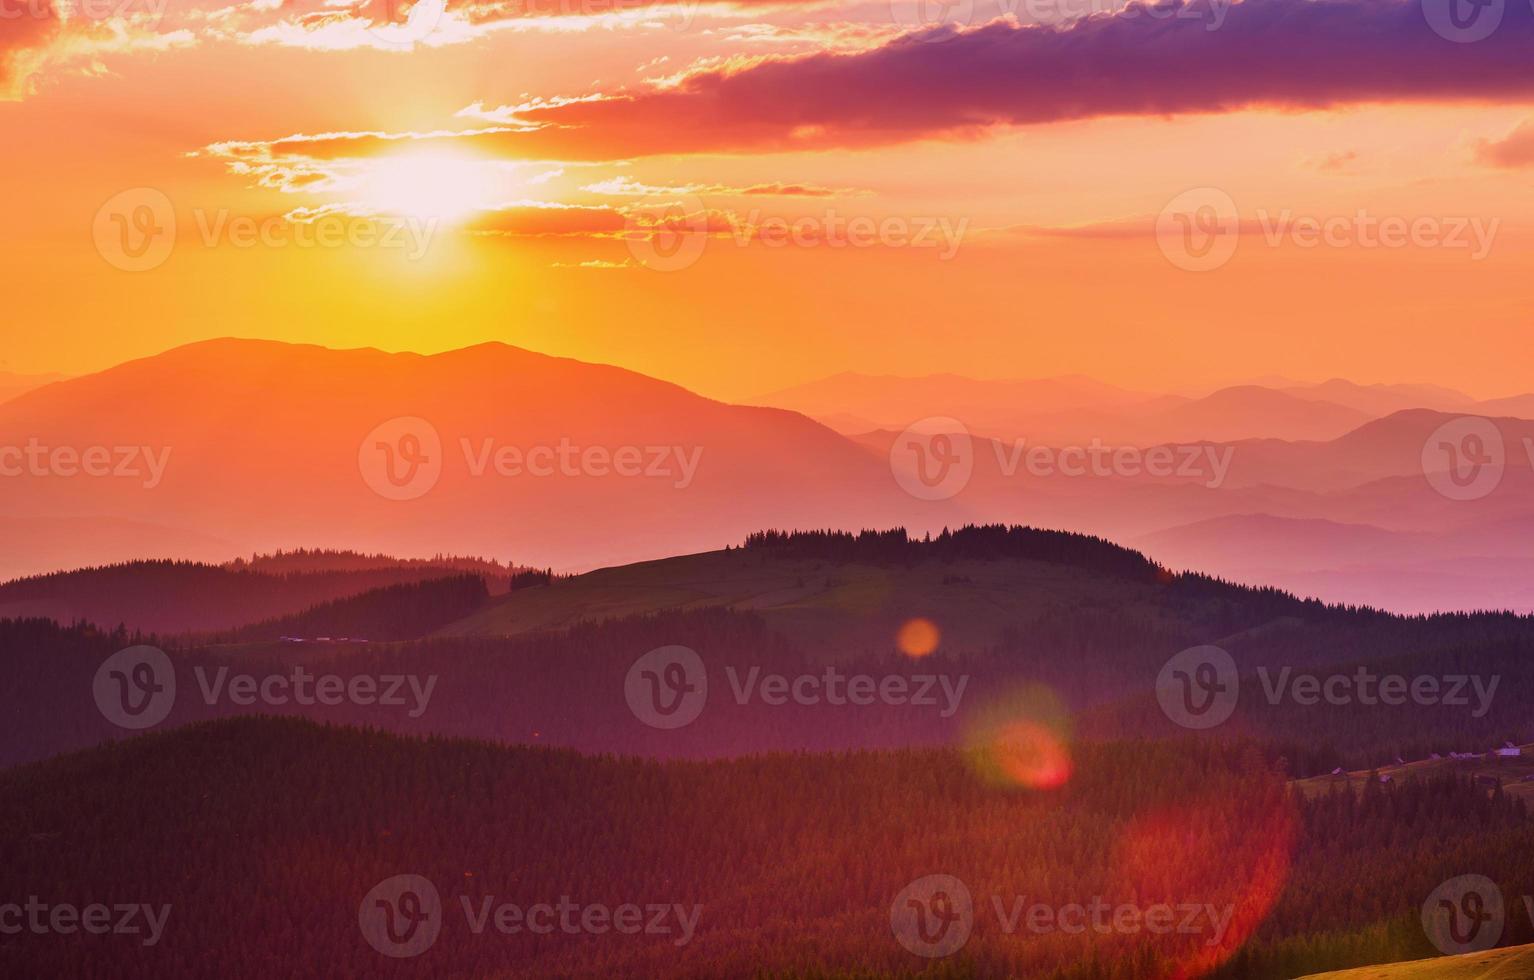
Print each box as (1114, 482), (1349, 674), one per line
(1299, 944), (1534, 979)
(436, 547), (1179, 652)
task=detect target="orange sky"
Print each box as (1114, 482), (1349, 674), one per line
(4, 0), (1534, 401)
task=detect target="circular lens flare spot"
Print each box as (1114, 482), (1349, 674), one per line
(897, 617), (940, 658)
(991, 720), (1073, 789)
(964, 684), (1074, 791)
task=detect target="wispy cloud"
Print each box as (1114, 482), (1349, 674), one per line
(1474, 119), (1534, 169)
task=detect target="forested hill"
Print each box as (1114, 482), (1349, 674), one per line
(439, 523), (1360, 643)
(741, 525), (1168, 581)
(2, 717), (1531, 979)
(0, 558), (509, 635)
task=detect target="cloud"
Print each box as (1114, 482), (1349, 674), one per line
(0, 3), (61, 99)
(466, 202), (629, 235)
(581, 176), (861, 196)
(1311, 150), (1361, 174)
(1474, 119), (1534, 168)
(228, 0), (1534, 159)
(1, 1), (194, 101)
(224, 0), (829, 51)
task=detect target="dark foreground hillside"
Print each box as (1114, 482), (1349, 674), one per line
(1, 718), (1532, 979)
(0, 555), (513, 636)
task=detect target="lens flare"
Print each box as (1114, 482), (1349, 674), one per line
(989, 720), (1073, 789)
(1109, 789), (1297, 978)
(896, 617), (940, 658)
(964, 684), (1074, 791)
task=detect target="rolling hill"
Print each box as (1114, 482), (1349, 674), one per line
(0, 555), (513, 635)
(9, 526), (1534, 771)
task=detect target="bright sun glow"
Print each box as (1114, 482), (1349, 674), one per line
(352, 152), (506, 222)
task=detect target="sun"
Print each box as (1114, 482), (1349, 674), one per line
(352, 151), (506, 223)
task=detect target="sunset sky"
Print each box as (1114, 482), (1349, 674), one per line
(5, 0), (1533, 400)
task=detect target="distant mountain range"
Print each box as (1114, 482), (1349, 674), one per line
(758, 371), (1532, 445)
(2, 340), (1532, 613)
(0, 339), (929, 580)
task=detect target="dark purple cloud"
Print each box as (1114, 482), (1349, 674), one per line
(252, 0), (1534, 161)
